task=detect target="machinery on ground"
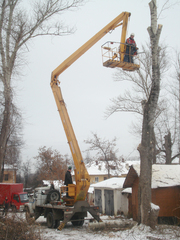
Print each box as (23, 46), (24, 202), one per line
(25, 12), (139, 231)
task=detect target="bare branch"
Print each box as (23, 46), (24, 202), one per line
(157, 0), (179, 19)
(0, 0), (87, 181)
(84, 132), (119, 178)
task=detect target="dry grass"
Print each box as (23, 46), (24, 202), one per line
(0, 213), (42, 240)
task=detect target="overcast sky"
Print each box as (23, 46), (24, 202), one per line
(16, 0), (180, 166)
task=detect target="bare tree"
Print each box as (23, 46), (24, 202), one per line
(177, 54), (180, 163)
(170, 52), (180, 163)
(0, 0), (86, 182)
(0, 104), (23, 181)
(154, 99), (180, 164)
(137, 0), (162, 227)
(174, 52), (180, 163)
(106, 43), (171, 163)
(21, 160), (31, 188)
(155, 51), (180, 164)
(106, 40), (180, 165)
(106, 42), (168, 116)
(104, 0), (177, 226)
(84, 132), (121, 178)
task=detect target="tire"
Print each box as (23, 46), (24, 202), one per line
(71, 217), (84, 226)
(47, 190), (60, 203)
(47, 212), (55, 228)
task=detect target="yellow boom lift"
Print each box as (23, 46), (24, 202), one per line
(50, 12), (139, 229)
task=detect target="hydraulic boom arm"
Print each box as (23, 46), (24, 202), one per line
(51, 12), (131, 203)
(51, 12), (130, 81)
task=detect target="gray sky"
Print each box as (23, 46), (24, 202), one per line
(16, 0), (180, 165)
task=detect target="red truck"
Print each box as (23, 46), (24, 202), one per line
(0, 183), (29, 211)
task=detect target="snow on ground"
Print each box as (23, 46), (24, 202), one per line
(2, 212), (180, 239)
(36, 215), (180, 240)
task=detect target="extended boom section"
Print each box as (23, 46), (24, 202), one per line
(51, 79), (90, 203)
(51, 11), (138, 82)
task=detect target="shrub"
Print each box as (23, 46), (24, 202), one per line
(0, 214), (42, 240)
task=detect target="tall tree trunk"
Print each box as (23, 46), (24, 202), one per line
(179, 72), (180, 163)
(137, 0), (162, 227)
(0, 84), (12, 182)
(152, 127), (156, 164)
(164, 132), (172, 164)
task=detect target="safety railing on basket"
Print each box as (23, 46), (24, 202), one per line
(101, 41), (139, 66)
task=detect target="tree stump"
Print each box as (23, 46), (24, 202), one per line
(149, 203), (160, 229)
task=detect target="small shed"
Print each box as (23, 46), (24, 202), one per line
(91, 177), (128, 216)
(123, 164), (180, 222)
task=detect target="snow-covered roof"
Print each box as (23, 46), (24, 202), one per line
(122, 187), (132, 194)
(87, 164), (107, 175)
(4, 164), (17, 170)
(84, 160), (140, 177)
(124, 164), (180, 188)
(91, 177), (126, 189)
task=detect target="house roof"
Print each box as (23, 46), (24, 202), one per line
(4, 164), (17, 170)
(91, 177), (126, 189)
(83, 160), (140, 177)
(123, 164), (180, 189)
(86, 164), (108, 175)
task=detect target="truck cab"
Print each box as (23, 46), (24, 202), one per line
(12, 192), (29, 211)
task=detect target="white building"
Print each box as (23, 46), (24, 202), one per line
(91, 177), (128, 216)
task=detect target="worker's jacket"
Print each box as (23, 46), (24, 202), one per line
(126, 37), (136, 46)
(126, 37), (137, 55)
(64, 170), (73, 186)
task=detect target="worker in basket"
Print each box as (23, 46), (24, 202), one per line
(124, 33), (138, 63)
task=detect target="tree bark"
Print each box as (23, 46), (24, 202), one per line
(137, 0), (162, 227)
(179, 58), (180, 164)
(164, 132), (172, 164)
(0, 79), (12, 181)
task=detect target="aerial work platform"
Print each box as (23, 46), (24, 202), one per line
(103, 59), (140, 71)
(102, 41), (140, 71)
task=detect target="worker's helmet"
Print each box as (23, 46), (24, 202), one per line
(131, 33), (135, 37)
(68, 166), (72, 170)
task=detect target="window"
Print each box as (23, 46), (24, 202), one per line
(13, 194), (19, 202)
(4, 174), (8, 181)
(20, 194), (29, 203)
(95, 177), (99, 183)
(104, 177), (107, 180)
